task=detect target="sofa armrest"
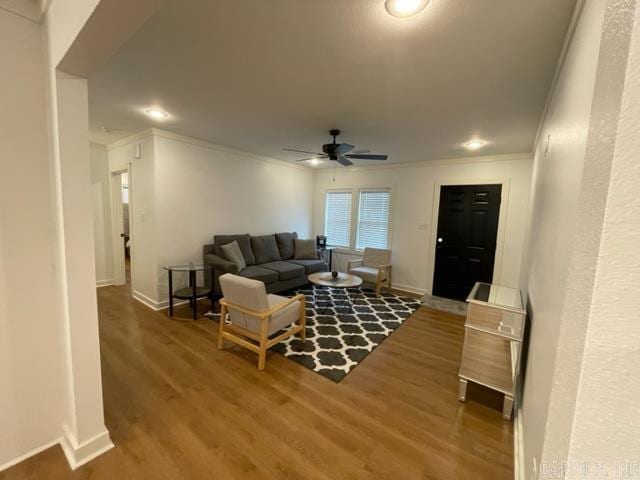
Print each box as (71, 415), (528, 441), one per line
(204, 253), (239, 274)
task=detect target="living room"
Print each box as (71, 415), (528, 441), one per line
(2, 0), (640, 479)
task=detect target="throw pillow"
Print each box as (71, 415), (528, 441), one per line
(275, 232), (298, 260)
(251, 235), (282, 264)
(220, 240), (246, 271)
(294, 239), (318, 260)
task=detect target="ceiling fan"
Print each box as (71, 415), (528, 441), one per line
(284, 129), (388, 166)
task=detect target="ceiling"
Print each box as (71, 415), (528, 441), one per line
(88, 0), (576, 167)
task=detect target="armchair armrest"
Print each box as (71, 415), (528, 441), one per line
(220, 294), (305, 320)
(204, 253), (239, 274)
(347, 258), (363, 271)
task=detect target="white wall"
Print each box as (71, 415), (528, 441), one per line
(313, 154), (532, 294)
(567, 0), (640, 465)
(90, 143), (114, 285)
(153, 131), (315, 304)
(108, 132), (156, 304)
(104, 129), (315, 308)
(0, 7), (66, 469)
(520, 0), (638, 477)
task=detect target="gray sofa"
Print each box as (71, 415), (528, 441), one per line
(203, 232), (328, 297)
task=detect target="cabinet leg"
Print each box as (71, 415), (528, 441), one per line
(458, 378), (468, 402)
(503, 395), (514, 421)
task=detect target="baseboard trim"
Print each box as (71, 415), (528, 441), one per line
(60, 426), (114, 470)
(0, 438), (61, 472)
(132, 290), (188, 311)
(514, 399), (524, 480)
(392, 283), (426, 296)
(96, 279), (115, 288)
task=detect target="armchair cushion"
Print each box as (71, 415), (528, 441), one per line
(349, 266), (379, 283)
(251, 235), (282, 264)
(275, 232), (298, 260)
(362, 248), (391, 268)
(219, 274), (301, 337)
(267, 294), (300, 335)
(214, 234), (255, 265)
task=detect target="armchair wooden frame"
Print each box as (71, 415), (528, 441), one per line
(347, 259), (393, 296)
(218, 294), (306, 370)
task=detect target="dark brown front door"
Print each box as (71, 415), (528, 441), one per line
(432, 184), (501, 301)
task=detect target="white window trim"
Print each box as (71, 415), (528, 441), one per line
(323, 185), (394, 253)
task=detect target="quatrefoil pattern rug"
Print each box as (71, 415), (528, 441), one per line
(271, 285), (422, 382)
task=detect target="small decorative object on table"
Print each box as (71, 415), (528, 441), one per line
(458, 282), (526, 421)
(331, 271), (339, 279)
(164, 263), (212, 320)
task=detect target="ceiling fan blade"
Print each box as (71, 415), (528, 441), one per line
(336, 156), (353, 167)
(345, 154), (388, 160)
(284, 148), (325, 156)
(295, 155), (328, 162)
(335, 143), (355, 155)
(350, 149), (370, 154)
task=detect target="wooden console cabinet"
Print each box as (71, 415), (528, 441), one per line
(458, 282), (526, 420)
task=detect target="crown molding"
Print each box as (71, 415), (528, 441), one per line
(149, 128), (312, 172)
(314, 152), (533, 174)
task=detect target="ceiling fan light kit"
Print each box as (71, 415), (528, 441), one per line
(385, 0), (429, 18)
(284, 129), (389, 167)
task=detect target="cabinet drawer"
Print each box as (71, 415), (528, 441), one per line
(466, 302), (524, 340)
(459, 328), (514, 395)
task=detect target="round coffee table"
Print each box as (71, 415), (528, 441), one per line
(308, 272), (363, 288)
(308, 272), (363, 314)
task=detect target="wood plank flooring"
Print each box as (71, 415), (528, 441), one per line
(1, 284), (513, 479)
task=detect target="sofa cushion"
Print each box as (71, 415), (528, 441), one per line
(275, 232), (298, 260)
(251, 235), (281, 264)
(214, 234), (255, 266)
(287, 259), (327, 274)
(238, 265), (278, 284)
(220, 240), (246, 272)
(260, 261), (305, 281)
(294, 239), (318, 260)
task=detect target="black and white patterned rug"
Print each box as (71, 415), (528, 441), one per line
(271, 285), (422, 382)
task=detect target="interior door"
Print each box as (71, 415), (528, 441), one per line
(432, 184), (501, 301)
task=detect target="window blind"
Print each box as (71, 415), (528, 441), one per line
(324, 191), (352, 247)
(356, 190), (390, 250)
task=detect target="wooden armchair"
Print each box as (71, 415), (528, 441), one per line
(218, 273), (306, 370)
(348, 247), (392, 296)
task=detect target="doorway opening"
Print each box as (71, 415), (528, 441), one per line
(432, 184), (502, 301)
(111, 168), (133, 289)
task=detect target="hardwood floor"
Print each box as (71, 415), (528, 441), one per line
(1, 284), (513, 479)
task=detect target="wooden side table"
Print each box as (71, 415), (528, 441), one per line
(164, 264), (212, 320)
(458, 282), (526, 420)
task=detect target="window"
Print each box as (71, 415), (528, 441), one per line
(356, 189), (390, 250)
(324, 191), (352, 247)
(324, 187), (391, 250)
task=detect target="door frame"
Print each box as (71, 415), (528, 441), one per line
(109, 165), (133, 287)
(426, 177), (511, 296)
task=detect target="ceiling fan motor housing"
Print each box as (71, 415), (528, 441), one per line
(322, 143), (338, 160)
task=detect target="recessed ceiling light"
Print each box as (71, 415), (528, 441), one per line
(385, 0), (429, 17)
(309, 158), (321, 166)
(144, 108), (169, 120)
(465, 139), (487, 150)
